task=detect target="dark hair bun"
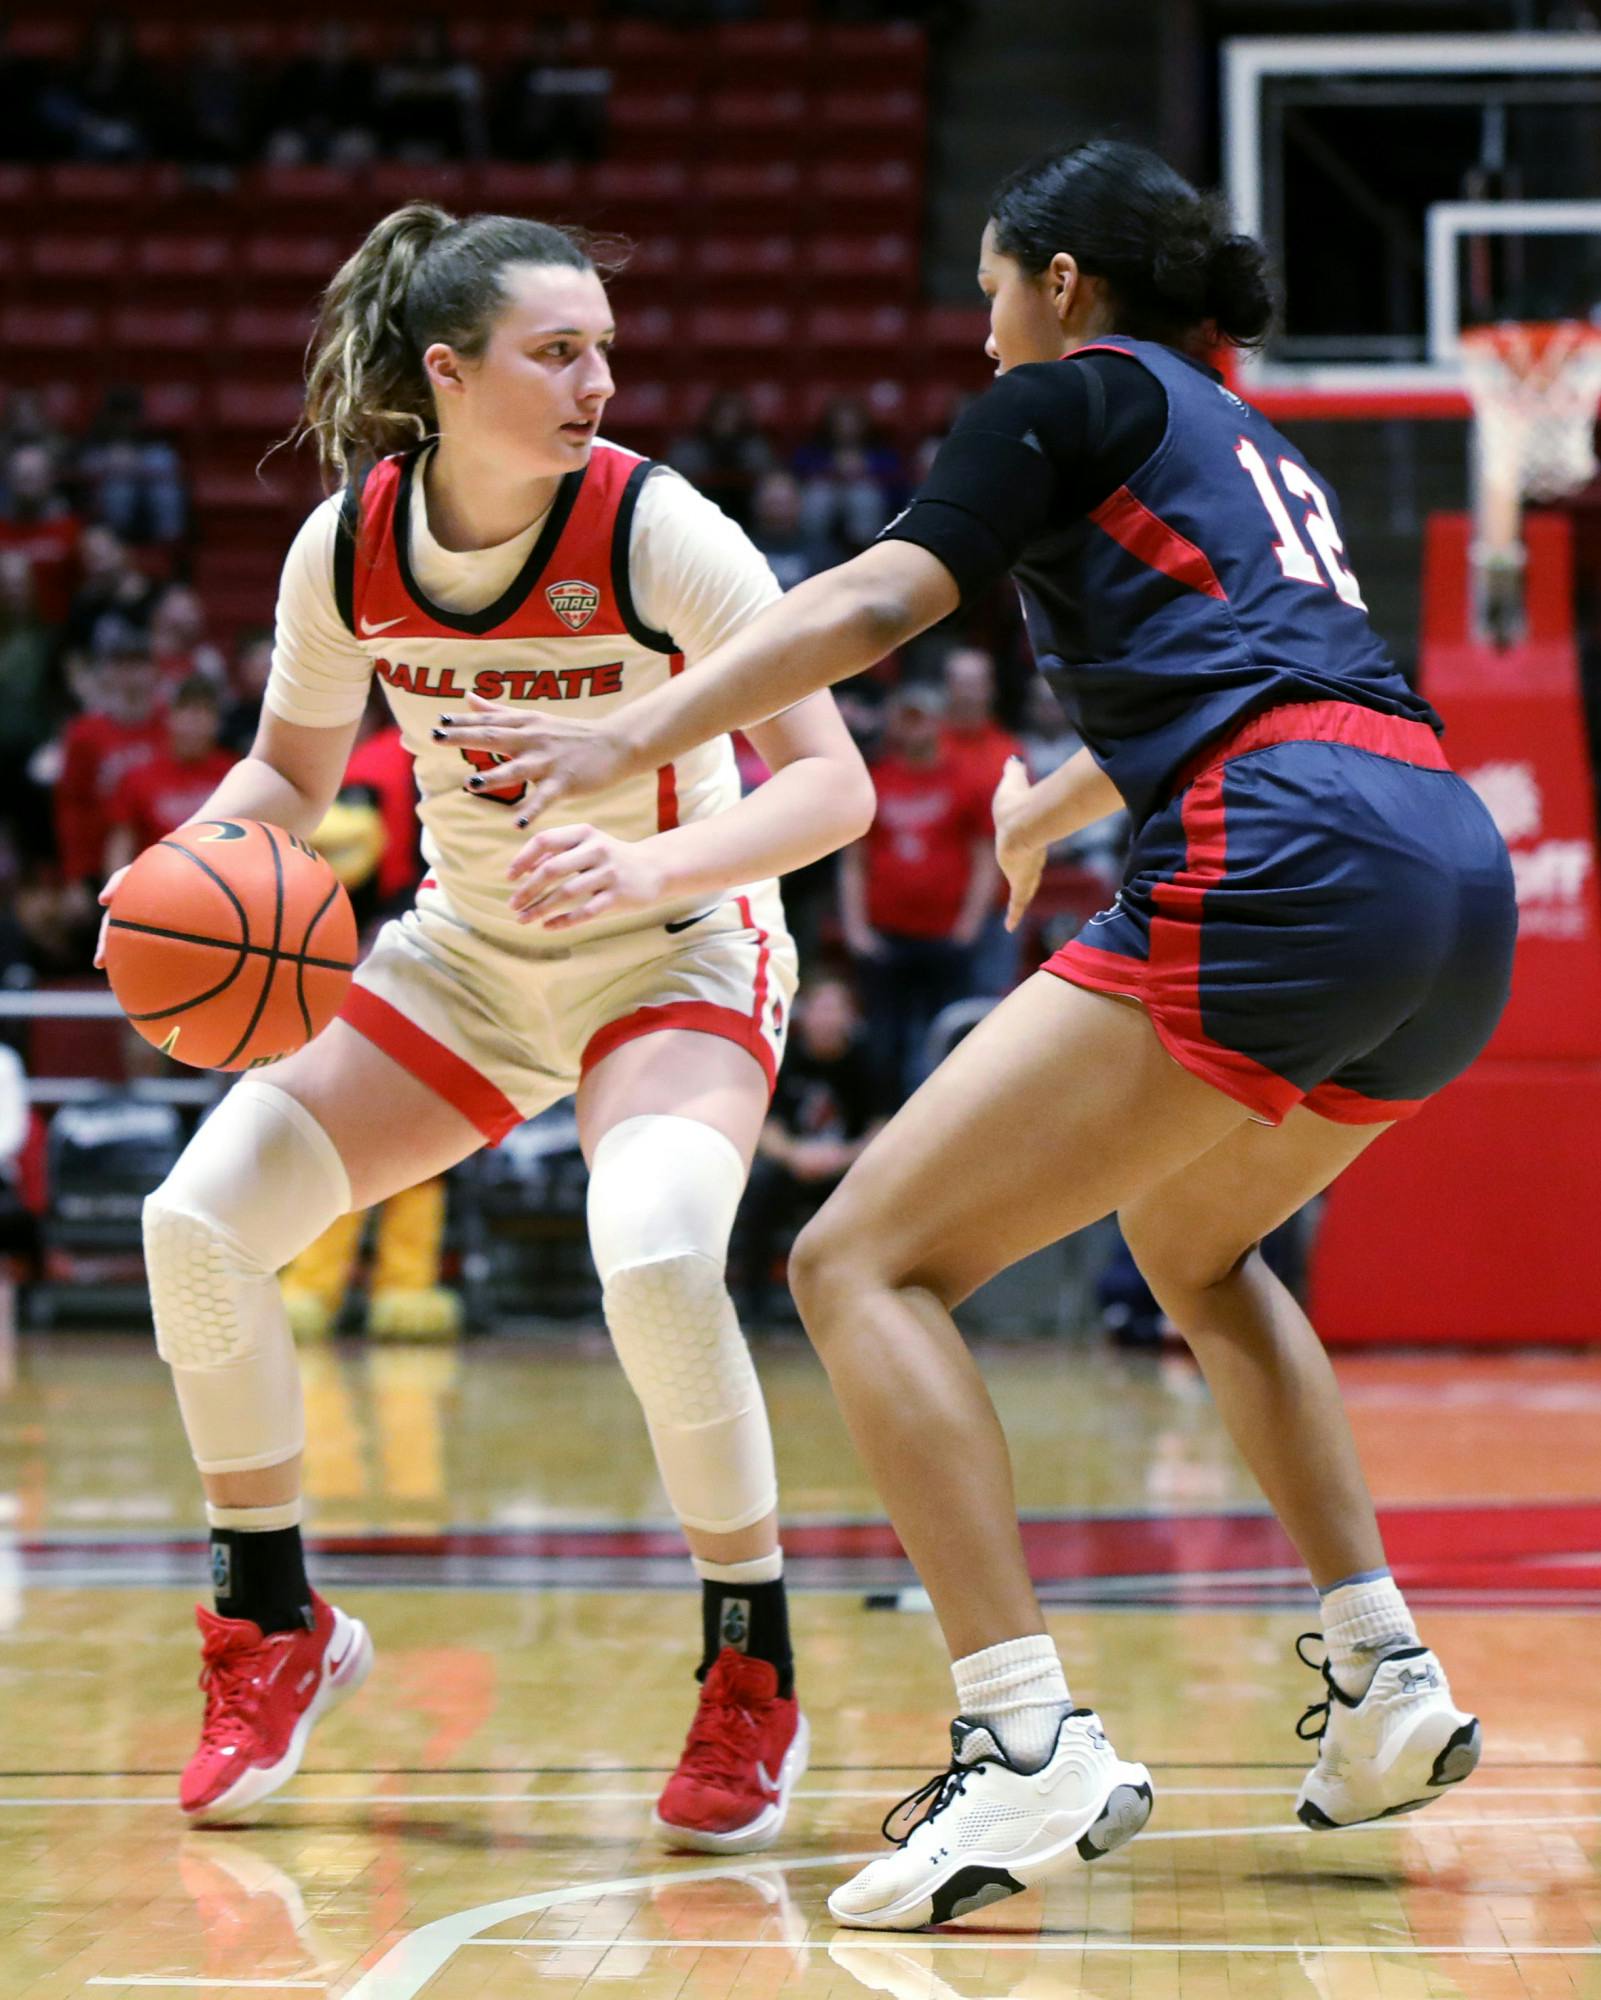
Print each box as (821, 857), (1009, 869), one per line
(1203, 232), (1276, 346)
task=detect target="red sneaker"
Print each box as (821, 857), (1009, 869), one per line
(180, 1591), (373, 1824)
(653, 1646), (809, 1853)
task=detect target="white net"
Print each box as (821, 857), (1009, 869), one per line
(1462, 320), (1601, 508)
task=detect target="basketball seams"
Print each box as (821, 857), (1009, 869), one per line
(218, 824), (288, 1069)
(156, 834), (252, 944)
(105, 916), (354, 974)
(294, 879), (343, 1044)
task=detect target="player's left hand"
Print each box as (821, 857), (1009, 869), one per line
(433, 693), (632, 819)
(506, 823), (667, 931)
(993, 756), (1046, 932)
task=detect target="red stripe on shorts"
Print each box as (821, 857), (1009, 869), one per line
(736, 893), (771, 1027)
(655, 653), (687, 831)
(340, 985), (523, 1145)
(581, 999), (777, 1093)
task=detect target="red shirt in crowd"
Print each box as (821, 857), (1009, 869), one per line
(0, 512), (81, 626)
(343, 724), (420, 903)
(54, 711), (167, 881)
(108, 747), (240, 857)
(863, 749), (992, 940)
(942, 720), (1021, 908)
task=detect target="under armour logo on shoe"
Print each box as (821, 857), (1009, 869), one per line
(1396, 1665), (1439, 1694)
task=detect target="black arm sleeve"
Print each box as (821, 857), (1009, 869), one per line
(878, 353), (1168, 603)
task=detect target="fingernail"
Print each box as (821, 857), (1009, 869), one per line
(438, 714), (452, 725)
(467, 776), (483, 790)
(430, 729), (445, 741)
(515, 815), (529, 828)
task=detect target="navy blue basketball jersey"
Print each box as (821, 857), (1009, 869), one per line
(1010, 338), (1441, 825)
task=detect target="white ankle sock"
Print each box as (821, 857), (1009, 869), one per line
(951, 1635), (1072, 1773)
(1320, 1569), (1419, 1694)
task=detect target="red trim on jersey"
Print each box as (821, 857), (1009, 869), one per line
(340, 985), (523, 1144)
(580, 1000), (777, 1093)
(1173, 698), (1450, 797)
(1088, 485), (1227, 602)
(736, 893), (771, 1028)
(1301, 1078), (1423, 1125)
(349, 442), (650, 644)
(655, 652), (687, 832)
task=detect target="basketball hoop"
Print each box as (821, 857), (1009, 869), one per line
(1461, 320), (1601, 644)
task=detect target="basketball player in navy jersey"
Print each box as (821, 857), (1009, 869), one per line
(443, 140), (1518, 1929)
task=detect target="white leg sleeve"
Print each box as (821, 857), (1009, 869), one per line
(587, 1113), (776, 1536)
(143, 1079), (351, 1476)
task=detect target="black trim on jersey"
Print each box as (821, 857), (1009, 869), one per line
(392, 448), (586, 636)
(612, 459), (679, 655)
(332, 476), (362, 636)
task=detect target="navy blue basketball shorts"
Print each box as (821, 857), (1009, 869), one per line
(1045, 701), (1518, 1126)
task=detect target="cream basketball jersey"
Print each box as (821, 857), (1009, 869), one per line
(265, 439), (780, 944)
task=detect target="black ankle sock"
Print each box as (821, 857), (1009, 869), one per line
(700, 1576), (794, 1699)
(210, 1526), (313, 1635)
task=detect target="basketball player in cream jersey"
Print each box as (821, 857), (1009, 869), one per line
(97, 205), (874, 1843)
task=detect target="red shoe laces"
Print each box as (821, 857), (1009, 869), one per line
(197, 1641), (279, 1748)
(677, 1685), (763, 1790)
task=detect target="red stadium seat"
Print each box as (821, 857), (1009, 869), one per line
(136, 235), (233, 280)
(603, 19), (704, 88)
(250, 165), (362, 228)
(607, 90), (699, 158)
(210, 382), (308, 435)
(815, 89), (925, 161)
(688, 306), (793, 351)
(802, 305), (911, 356)
(36, 384), (88, 431)
(604, 379), (674, 453)
(477, 163), (582, 217)
(922, 305), (989, 358)
(0, 306), (102, 357)
(811, 159), (921, 233)
(693, 235), (798, 300)
(708, 89), (807, 138)
(140, 383), (205, 439)
(0, 166), (37, 209)
(588, 162), (690, 228)
(220, 306), (317, 356)
(616, 306), (677, 360)
(805, 235), (917, 303)
(707, 20), (812, 86)
(242, 236), (344, 280)
(41, 163), (173, 223)
(694, 162), (802, 229)
(369, 163), (473, 210)
(800, 376), (908, 437)
(816, 23), (928, 84)
(107, 306), (214, 353)
(27, 236), (128, 285)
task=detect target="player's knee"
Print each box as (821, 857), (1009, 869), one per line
(602, 1251), (757, 1424)
(143, 1187), (263, 1370)
(787, 1200), (870, 1333)
(1119, 1207), (1256, 1308)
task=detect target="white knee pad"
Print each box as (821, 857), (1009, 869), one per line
(587, 1114), (776, 1535)
(144, 1079), (351, 1475)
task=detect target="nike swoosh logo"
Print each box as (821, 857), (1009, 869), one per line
(359, 614), (407, 635)
(756, 1760), (782, 1797)
(665, 907), (720, 934)
(328, 1636), (356, 1673)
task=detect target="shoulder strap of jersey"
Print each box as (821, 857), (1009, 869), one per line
(331, 474), (363, 636)
(610, 459), (678, 655)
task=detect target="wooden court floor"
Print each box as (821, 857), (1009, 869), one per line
(1, 1330), (1598, 1998)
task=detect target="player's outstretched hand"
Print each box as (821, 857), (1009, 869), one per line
(432, 693), (631, 825)
(93, 866), (131, 970)
(506, 824), (666, 932)
(993, 757), (1045, 933)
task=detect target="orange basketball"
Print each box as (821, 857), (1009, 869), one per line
(103, 819), (358, 1072)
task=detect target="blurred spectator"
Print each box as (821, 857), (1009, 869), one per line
(495, 22), (610, 164)
(794, 396), (904, 554)
(104, 675), (237, 874)
(0, 445), (81, 631)
(264, 23), (377, 166)
(77, 387), (189, 547)
(0, 553), (63, 863)
(176, 28), (259, 174)
(53, 624), (165, 895)
(747, 470), (844, 592)
(63, 525), (155, 660)
(374, 19), (486, 162)
(222, 627), (273, 754)
(148, 585), (227, 694)
(941, 645), (1022, 994)
(39, 16), (165, 162)
(667, 392), (774, 533)
(840, 683), (1000, 1100)
(734, 975), (887, 1322)
(0, 392), (67, 468)
(1017, 676), (1128, 882)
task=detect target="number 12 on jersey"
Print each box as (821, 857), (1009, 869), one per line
(1235, 438), (1366, 609)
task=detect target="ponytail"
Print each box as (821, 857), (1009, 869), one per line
(990, 140), (1277, 351)
(300, 202), (601, 484)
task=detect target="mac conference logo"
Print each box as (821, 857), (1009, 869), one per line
(546, 579), (601, 631)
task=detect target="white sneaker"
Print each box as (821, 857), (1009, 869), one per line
(1294, 1636), (1481, 1830)
(827, 1709), (1153, 1932)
